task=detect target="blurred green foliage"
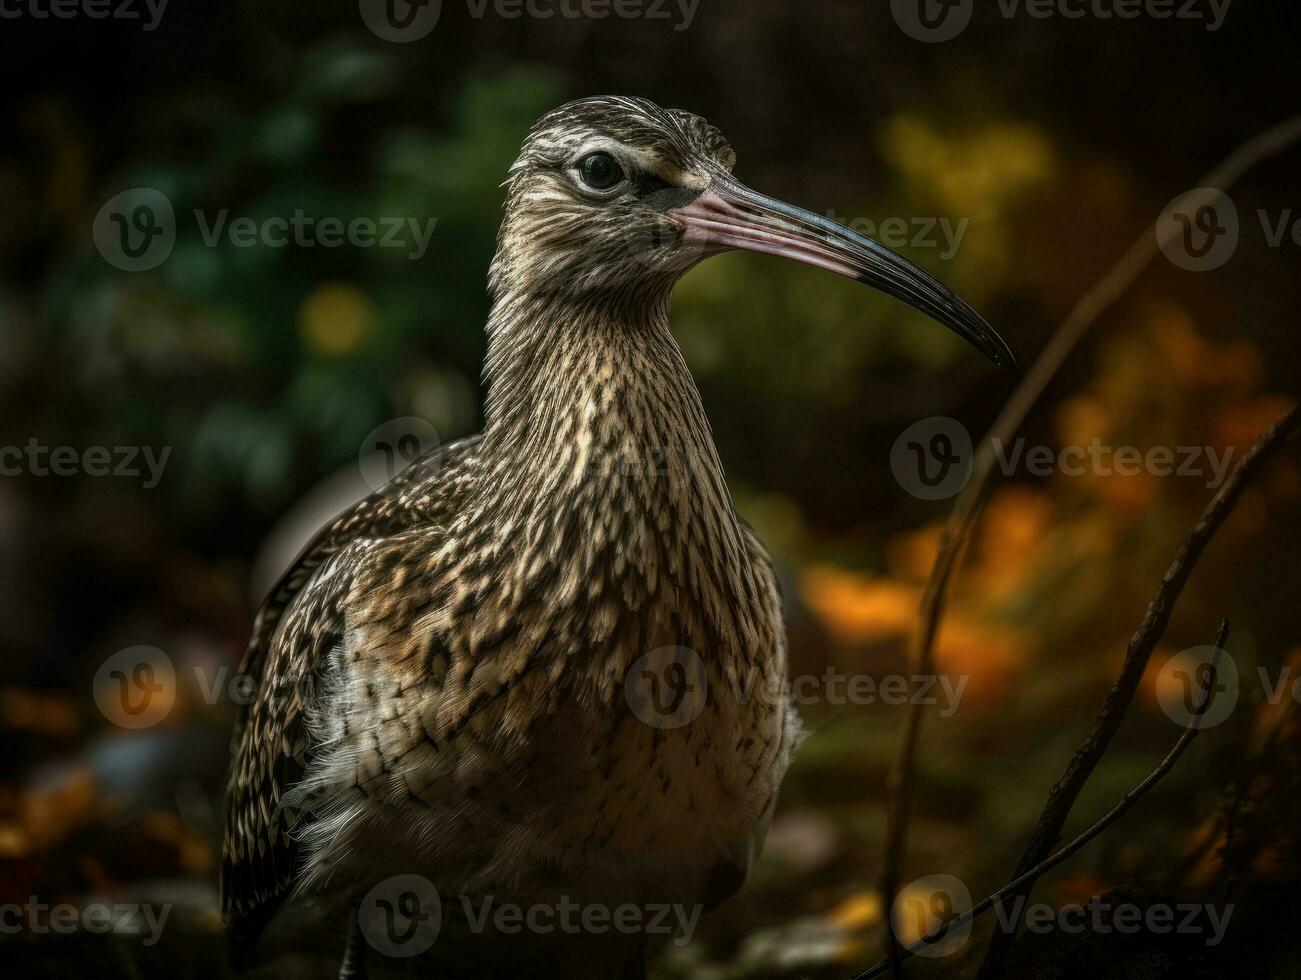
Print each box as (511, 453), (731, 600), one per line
(42, 52), (564, 525)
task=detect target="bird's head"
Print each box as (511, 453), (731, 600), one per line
(493, 96), (1015, 373)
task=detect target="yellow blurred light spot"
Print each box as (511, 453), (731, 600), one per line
(1144, 645), (1190, 714)
(0, 823), (28, 858)
(975, 486), (1053, 598)
(1152, 306), (1209, 382)
(881, 115), (1055, 216)
(800, 565), (918, 644)
(886, 524), (943, 584)
(299, 283), (376, 356)
(1216, 395), (1296, 455)
(834, 936), (870, 963)
(799, 562), (1027, 705)
(934, 619), (1026, 706)
(830, 891), (883, 930)
(1055, 395), (1111, 455)
(1, 687), (79, 738)
(1092, 467), (1159, 514)
(22, 763), (96, 850)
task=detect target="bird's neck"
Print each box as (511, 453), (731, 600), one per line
(476, 287), (744, 567)
(482, 290), (709, 466)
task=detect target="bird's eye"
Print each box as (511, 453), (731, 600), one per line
(578, 152), (624, 191)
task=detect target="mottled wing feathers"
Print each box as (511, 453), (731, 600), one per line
(221, 436), (479, 957)
(221, 541), (363, 960)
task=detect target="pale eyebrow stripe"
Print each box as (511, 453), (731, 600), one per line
(531, 128), (711, 190)
(569, 137), (707, 189)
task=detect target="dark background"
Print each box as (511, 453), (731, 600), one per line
(2, 1), (1300, 977)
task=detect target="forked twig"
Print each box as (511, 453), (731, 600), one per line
(878, 111), (1301, 974)
(856, 624), (1229, 980)
(973, 404), (1299, 975)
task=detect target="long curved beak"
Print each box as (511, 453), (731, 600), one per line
(669, 175), (1018, 374)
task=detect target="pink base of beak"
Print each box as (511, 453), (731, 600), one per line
(671, 189), (863, 281)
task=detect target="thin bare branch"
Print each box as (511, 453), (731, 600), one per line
(878, 111), (1301, 974)
(975, 405), (1300, 975)
(856, 623), (1229, 980)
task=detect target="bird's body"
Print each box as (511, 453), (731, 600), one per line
(226, 316), (795, 974)
(223, 96), (1012, 977)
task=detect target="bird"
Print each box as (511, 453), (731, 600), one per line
(221, 95), (1015, 980)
